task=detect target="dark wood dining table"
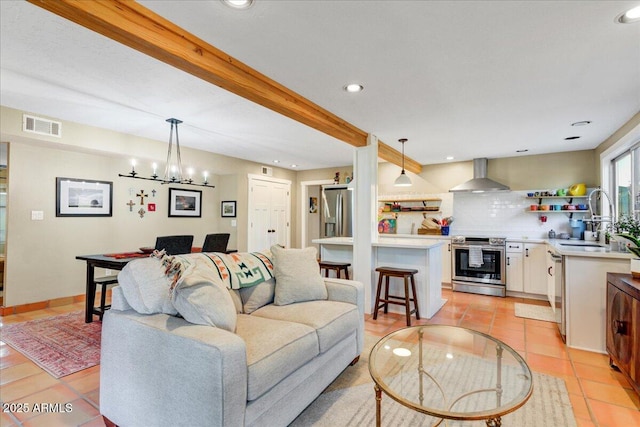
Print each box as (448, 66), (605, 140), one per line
(76, 253), (148, 323)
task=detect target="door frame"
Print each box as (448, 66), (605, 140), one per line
(247, 174), (292, 251)
(300, 179), (334, 249)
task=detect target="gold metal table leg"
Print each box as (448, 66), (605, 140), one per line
(375, 384), (382, 427)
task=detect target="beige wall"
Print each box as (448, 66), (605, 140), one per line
(376, 150), (597, 195)
(1, 106), (296, 306)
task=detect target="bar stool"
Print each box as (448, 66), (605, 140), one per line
(373, 266), (420, 326)
(94, 275), (118, 320)
(318, 261), (351, 280)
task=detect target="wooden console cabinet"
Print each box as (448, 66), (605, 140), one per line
(606, 273), (640, 396)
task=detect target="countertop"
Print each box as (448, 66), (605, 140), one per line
(313, 236), (443, 250)
(547, 239), (633, 259)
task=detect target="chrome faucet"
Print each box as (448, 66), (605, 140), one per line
(587, 188), (615, 240)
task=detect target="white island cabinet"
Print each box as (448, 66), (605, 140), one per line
(313, 237), (445, 318)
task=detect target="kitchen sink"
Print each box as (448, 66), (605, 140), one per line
(559, 243), (606, 248)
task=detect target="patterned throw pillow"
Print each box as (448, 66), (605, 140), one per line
(271, 245), (327, 306)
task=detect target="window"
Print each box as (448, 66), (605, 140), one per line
(612, 143), (640, 219)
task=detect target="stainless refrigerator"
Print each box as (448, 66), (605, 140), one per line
(320, 185), (354, 238)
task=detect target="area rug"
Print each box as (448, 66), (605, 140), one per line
(291, 334), (576, 426)
(514, 302), (557, 323)
(1, 311), (101, 378)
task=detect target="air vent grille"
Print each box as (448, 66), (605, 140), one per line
(261, 166), (273, 176)
(23, 114), (62, 138)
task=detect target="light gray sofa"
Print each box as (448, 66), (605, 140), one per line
(99, 276), (364, 427)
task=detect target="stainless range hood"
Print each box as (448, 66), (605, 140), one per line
(449, 158), (510, 193)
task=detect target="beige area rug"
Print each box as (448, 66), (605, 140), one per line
(290, 334), (576, 426)
(514, 303), (558, 323)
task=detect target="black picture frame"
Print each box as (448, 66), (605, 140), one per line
(221, 200), (236, 217)
(56, 177), (113, 217)
(168, 188), (202, 218)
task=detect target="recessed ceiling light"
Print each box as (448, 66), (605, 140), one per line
(571, 120), (592, 126)
(564, 136), (581, 140)
(516, 149), (529, 153)
(290, 164), (298, 168)
(273, 159), (280, 163)
(343, 83), (364, 93)
(221, 0), (254, 10)
(445, 156), (454, 160)
(616, 5), (640, 23)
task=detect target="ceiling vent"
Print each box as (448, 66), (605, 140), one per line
(22, 114), (62, 138)
(261, 166), (273, 176)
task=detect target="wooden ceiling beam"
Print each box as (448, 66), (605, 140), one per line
(27, 0), (421, 174)
(378, 142), (422, 174)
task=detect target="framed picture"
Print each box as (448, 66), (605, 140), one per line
(309, 197), (318, 213)
(221, 201), (236, 217)
(169, 188), (202, 218)
(56, 177), (113, 217)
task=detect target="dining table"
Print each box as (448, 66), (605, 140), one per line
(76, 252), (149, 323)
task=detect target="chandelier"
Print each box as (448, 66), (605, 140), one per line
(119, 118), (213, 188)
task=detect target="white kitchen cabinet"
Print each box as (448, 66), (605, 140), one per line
(524, 243), (547, 295)
(439, 238), (452, 284)
(506, 242), (524, 292)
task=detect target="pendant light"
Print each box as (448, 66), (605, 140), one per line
(394, 138), (412, 187)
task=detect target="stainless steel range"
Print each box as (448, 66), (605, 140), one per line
(451, 236), (507, 297)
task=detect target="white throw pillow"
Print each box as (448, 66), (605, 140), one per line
(171, 256), (238, 332)
(240, 278), (275, 313)
(271, 245), (327, 306)
(117, 257), (178, 315)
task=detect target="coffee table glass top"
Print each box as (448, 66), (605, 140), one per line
(369, 325), (533, 421)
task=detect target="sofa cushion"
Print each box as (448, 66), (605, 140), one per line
(240, 278), (275, 314)
(271, 245), (327, 305)
(171, 255), (237, 332)
(251, 300), (358, 353)
(117, 257), (178, 315)
(235, 314), (318, 401)
(229, 289), (244, 313)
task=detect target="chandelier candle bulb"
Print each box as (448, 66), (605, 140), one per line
(152, 162), (158, 178)
(130, 159), (137, 176)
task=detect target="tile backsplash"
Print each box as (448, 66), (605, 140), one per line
(387, 190), (590, 239)
(450, 191), (587, 239)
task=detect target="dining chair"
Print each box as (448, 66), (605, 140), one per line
(154, 235), (194, 255)
(201, 233), (231, 253)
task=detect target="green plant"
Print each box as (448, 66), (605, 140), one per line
(613, 215), (640, 257)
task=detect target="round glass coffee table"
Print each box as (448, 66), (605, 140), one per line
(369, 325), (533, 427)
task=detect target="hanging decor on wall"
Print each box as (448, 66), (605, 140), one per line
(119, 118), (214, 189)
(56, 177), (113, 217)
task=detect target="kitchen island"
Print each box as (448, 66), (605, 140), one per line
(548, 240), (632, 353)
(313, 236), (445, 318)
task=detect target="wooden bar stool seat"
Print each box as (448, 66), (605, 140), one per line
(373, 266), (420, 326)
(94, 275), (118, 320)
(318, 261), (351, 280)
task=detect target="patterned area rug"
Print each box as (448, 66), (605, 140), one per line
(1, 311), (101, 378)
(514, 303), (558, 323)
(291, 334), (576, 426)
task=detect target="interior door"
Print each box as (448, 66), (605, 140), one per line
(249, 179), (272, 252)
(248, 176), (291, 252)
(269, 182), (289, 248)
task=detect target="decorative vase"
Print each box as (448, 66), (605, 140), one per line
(630, 258), (640, 279)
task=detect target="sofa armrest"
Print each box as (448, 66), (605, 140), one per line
(100, 309), (247, 427)
(324, 278), (365, 353)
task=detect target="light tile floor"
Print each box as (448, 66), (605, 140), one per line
(1, 289), (638, 426)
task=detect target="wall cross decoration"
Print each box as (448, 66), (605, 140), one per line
(126, 200), (135, 212)
(137, 190), (148, 205)
(138, 208), (146, 218)
(152, 189), (157, 197)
